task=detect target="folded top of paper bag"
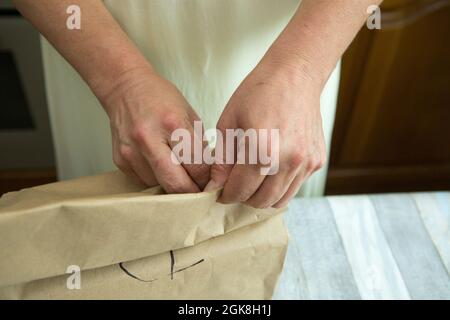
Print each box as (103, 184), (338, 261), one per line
(0, 171), (284, 287)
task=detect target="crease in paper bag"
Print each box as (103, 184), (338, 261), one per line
(0, 171), (285, 287)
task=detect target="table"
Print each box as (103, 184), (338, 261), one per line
(274, 192), (450, 300)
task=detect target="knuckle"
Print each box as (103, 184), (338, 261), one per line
(131, 125), (149, 145)
(316, 156), (326, 170)
(306, 159), (316, 172)
(119, 145), (133, 161)
(162, 113), (184, 133)
(113, 153), (126, 169)
(287, 150), (306, 170)
(309, 153), (326, 172)
(152, 156), (168, 172)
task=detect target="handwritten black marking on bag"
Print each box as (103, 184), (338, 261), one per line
(119, 250), (205, 282)
(170, 250), (175, 280)
(119, 262), (158, 283)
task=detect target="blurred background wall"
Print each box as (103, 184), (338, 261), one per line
(326, 0), (450, 194)
(0, 0), (56, 195)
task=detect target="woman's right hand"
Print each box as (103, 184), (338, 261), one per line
(13, 0), (210, 193)
(101, 67), (210, 193)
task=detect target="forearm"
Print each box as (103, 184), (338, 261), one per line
(13, 0), (153, 102)
(265, 0), (384, 88)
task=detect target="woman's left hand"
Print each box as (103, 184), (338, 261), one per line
(206, 58), (327, 208)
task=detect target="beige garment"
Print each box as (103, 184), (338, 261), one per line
(0, 171), (288, 299)
(41, 0), (340, 196)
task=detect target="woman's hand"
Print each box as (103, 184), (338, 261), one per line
(102, 67), (210, 193)
(205, 0), (384, 207)
(207, 59), (326, 208)
(13, 0), (210, 193)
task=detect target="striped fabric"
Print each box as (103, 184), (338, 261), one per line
(274, 192), (450, 300)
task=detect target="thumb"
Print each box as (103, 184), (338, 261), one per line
(204, 125), (235, 191)
(204, 163), (232, 191)
(204, 114), (236, 192)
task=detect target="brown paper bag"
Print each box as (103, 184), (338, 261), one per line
(0, 171), (288, 299)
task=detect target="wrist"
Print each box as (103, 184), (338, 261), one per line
(262, 45), (329, 91)
(256, 47), (326, 101)
(79, 36), (156, 104)
(93, 60), (156, 115)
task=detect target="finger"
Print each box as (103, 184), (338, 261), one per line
(167, 118), (211, 190)
(204, 119), (236, 191)
(117, 160), (144, 186)
(245, 167), (298, 209)
(142, 143), (200, 194)
(217, 119), (270, 202)
(118, 145), (159, 187)
(184, 162), (211, 190)
(219, 164), (267, 204)
(133, 121), (201, 194)
(172, 133), (211, 191)
(204, 162), (232, 191)
(272, 174), (308, 209)
(112, 140), (144, 185)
